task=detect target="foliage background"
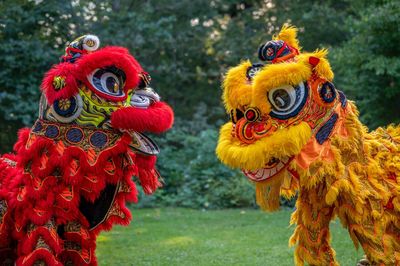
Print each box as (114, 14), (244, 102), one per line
(0, 0), (399, 209)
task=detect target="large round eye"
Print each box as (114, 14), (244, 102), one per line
(88, 66), (126, 99)
(268, 82), (308, 119)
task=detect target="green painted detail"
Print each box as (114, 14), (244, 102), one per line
(76, 86), (131, 128)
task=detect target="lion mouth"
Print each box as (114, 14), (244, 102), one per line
(242, 156), (293, 182)
(128, 131), (160, 155)
(130, 87), (160, 109)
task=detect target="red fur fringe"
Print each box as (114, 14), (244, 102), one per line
(41, 46), (143, 103)
(1, 127), (149, 265)
(111, 101), (174, 133)
(16, 248), (62, 266)
(41, 62), (79, 105)
(135, 155), (161, 194)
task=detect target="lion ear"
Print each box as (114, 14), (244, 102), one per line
(41, 63), (79, 105)
(273, 24), (300, 51)
(304, 49), (334, 81)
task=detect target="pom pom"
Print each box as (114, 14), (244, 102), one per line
(41, 63), (79, 104)
(82, 35), (100, 52)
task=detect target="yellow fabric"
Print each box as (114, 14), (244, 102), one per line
(216, 121), (312, 170)
(222, 60), (253, 112)
(273, 24), (300, 51)
(216, 24), (400, 265)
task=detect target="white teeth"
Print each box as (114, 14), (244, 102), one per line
(270, 168), (276, 176)
(242, 157), (292, 182)
(263, 169), (271, 178)
(256, 169), (264, 179)
(130, 87), (160, 108)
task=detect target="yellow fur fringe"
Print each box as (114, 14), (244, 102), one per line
(217, 24), (400, 265)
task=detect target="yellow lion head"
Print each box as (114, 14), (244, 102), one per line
(216, 25), (354, 211)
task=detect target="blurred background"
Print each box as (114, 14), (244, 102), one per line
(0, 0), (399, 211)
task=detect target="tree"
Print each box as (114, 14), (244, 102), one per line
(331, 0), (400, 128)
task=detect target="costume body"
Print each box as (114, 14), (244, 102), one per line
(0, 35), (174, 265)
(216, 26), (400, 265)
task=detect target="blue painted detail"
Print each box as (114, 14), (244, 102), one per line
(89, 132), (108, 148)
(53, 97), (77, 117)
(258, 40), (289, 62)
(338, 90), (347, 108)
(66, 128), (84, 143)
(320, 82), (336, 103)
(45, 125), (59, 138)
(33, 121), (43, 133)
(316, 113), (338, 145)
(270, 82), (309, 120)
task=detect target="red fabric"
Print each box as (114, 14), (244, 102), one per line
(309, 56), (320, 67)
(2, 40), (173, 265)
(135, 154), (161, 194)
(41, 46), (143, 103)
(0, 127), (151, 265)
(111, 101), (174, 133)
(41, 62), (79, 105)
(76, 46), (142, 101)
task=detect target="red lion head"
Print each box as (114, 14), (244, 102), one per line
(41, 34), (173, 135)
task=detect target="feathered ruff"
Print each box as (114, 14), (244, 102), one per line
(289, 105), (400, 265)
(111, 101), (174, 133)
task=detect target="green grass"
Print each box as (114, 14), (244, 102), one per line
(97, 208), (362, 266)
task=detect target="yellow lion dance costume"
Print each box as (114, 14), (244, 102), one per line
(216, 25), (400, 266)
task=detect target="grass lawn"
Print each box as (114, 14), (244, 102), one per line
(96, 208), (363, 266)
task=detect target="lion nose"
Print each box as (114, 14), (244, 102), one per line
(244, 107), (261, 122)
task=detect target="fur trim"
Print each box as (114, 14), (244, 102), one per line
(76, 46), (142, 101)
(216, 122), (312, 170)
(216, 24), (400, 265)
(41, 62), (79, 105)
(111, 101), (174, 133)
(222, 60), (253, 112)
(274, 24), (301, 51)
(252, 59), (312, 115)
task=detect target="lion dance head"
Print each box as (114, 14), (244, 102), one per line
(216, 25), (350, 211)
(41, 34), (173, 151)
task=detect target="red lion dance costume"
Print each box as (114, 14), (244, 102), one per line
(0, 35), (174, 265)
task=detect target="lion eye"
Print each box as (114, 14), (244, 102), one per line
(271, 88), (293, 110)
(268, 82), (308, 119)
(88, 66), (126, 99)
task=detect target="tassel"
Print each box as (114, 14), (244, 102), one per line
(135, 154), (161, 194)
(255, 172), (284, 211)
